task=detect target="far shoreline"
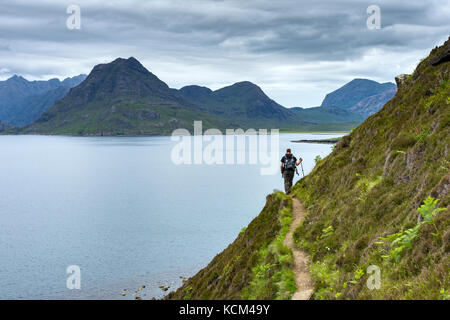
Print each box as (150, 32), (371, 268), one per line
(0, 131), (349, 138)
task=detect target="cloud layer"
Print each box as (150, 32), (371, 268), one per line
(0, 0), (449, 106)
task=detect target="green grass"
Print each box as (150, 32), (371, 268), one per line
(243, 205), (297, 300)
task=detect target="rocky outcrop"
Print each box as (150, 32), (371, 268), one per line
(395, 74), (410, 89)
(430, 38), (450, 66)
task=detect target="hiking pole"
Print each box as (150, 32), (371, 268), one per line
(300, 162), (305, 178)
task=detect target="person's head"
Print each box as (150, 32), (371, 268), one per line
(286, 148), (291, 155)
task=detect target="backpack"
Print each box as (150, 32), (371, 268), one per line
(284, 156), (296, 170)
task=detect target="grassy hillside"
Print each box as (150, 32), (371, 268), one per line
(166, 38), (449, 301)
(166, 192), (297, 300)
(292, 39), (449, 299)
(26, 101), (229, 136)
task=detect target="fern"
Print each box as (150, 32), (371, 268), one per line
(417, 197), (445, 237)
(377, 197), (445, 263)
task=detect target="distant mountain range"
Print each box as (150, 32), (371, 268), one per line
(0, 74), (86, 126)
(1, 57), (396, 135)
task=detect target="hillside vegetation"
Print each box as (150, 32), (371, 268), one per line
(292, 38), (449, 299)
(166, 38), (449, 301)
(166, 193), (297, 300)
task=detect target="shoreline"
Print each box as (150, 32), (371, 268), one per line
(291, 138), (339, 144)
(0, 132), (349, 138)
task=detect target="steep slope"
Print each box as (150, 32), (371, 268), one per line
(166, 193), (297, 300)
(321, 78), (396, 112)
(292, 38), (449, 299)
(166, 38), (448, 301)
(6, 86), (72, 126)
(0, 74), (86, 126)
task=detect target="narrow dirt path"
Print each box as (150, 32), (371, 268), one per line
(283, 197), (313, 300)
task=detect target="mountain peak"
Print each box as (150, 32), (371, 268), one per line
(229, 81), (261, 90)
(321, 78), (397, 111)
(110, 56), (140, 65)
(215, 81), (264, 97)
(28, 56), (177, 125)
(7, 74), (27, 83)
(234, 80), (258, 86)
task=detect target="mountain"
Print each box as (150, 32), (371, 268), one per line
(180, 83), (365, 129)
(0, 121), (14, 132)
(180, 81), (291, 120)
(20, 57), (364, 135)
(0, 74), (86, 126)
(321, 78), (397, 117)
(167, 38), (449, 300)
(349, 86), (397, 116)
(292, 105), (364, 123)
(22, 57), (230, 135)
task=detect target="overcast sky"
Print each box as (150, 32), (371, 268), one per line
(0, 0), (449, 107)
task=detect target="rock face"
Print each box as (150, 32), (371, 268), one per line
(395, 74), (410, 89)
(430, 37), (450, 66)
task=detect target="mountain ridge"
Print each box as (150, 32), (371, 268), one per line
(0, 74), (86, 126)
(17, 57), (371, 135)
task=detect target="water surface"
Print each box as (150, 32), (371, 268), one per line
(0, 133), (342, 299)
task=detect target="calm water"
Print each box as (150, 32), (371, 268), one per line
(0, 133), (342, 299)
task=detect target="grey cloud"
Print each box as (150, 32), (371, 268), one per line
(0, 0), (449, 106)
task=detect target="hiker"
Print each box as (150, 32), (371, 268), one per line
(281, 148), (302, 194)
